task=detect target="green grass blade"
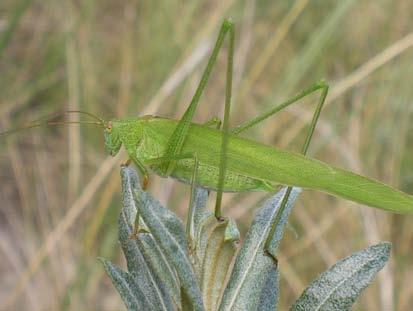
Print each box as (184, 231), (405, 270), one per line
(276, 0), (356, 95)
(0, 0), (31, 59)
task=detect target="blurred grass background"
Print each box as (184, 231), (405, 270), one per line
(1, 0), (413, 310)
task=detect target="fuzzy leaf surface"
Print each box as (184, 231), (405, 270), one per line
(100, 258), (152, 310)
(219, 187), (301, 311)
(119, 167), (178, 309)
(134, 188), (205, 311)
(198, 217), (238, 310)
(290, 242), (392, 311)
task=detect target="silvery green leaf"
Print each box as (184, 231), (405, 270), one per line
(137, 233), (181, 307)
(192, 187), (209, 224)
(187, 187), (210, 252)
(290, 242), (392, 311)
(99, 258), (151, 310)
(196, 217), (238, 310)
(119, 167), (178, 309)
(118, 236), (176, 311)
(219, 187), (301, 311)
(192, 214), (216, 275)
(134, 189), (205, 311)
(193, 189), (211, 240)
(225, 218), (240, 242)
(119, 166), (141, 232)
(258, 268), (280, 310)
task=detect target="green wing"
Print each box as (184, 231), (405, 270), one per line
(224, 135), (413, 214)
(141, 118), (413, 214)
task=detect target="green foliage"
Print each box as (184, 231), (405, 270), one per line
(102, 167), (391, 310)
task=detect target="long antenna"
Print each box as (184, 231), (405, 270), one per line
(0, 121), (102, 137)
(65, 110), (106, 126)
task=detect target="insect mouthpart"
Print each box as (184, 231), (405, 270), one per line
(104, 121), (122, 157)
(107, 121), (113, 132)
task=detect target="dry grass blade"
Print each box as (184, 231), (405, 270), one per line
(2, 155), (119, 309)
(330, 32), (413, 101)
(1, 24), (225, 309)
(237, 0), (309, 101)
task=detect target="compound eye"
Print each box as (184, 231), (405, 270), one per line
(107, 121), (113, 133)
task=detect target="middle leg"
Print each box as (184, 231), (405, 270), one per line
(227, 79), (329, 261)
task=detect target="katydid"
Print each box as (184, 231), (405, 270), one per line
(2, 19), (413, 260)
(103, 19), (413, 257)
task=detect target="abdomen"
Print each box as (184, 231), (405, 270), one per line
(137, 118), (276, 192)
(160, 158), (275, 192)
